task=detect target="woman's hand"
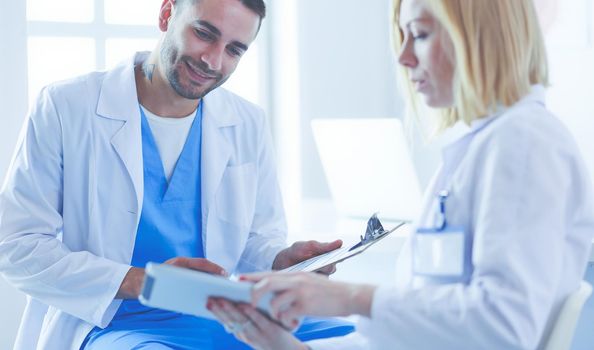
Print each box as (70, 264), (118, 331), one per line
(243, 272), (377, 329)
(207, 297), (308, 350)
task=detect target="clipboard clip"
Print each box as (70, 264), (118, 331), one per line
(349, 213), (397, 251)
(362, 213), (386, 243)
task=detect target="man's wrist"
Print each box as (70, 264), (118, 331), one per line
(116, 267), (145, 299)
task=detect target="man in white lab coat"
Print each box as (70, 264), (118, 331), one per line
(0, 0), (350, 349)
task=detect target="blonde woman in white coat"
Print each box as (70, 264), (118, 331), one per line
(209, 0), (594, 349)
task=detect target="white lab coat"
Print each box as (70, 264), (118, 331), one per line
(0, 52), (287, 350)
(308, 86), (594, 350)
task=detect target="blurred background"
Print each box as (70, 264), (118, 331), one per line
(1, 0), (593, 348)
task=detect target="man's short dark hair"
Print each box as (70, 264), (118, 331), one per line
(238, 0), (266, 19)
(180, 0), (266, 19)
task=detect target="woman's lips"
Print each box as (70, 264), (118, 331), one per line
(413, 79), (428, 92)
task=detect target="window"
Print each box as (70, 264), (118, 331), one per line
(25, 0), (266, 106)
(590, 0), (594, 47)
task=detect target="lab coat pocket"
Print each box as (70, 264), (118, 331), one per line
(215, 163), (257, 229)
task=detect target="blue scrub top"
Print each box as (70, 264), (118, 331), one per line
(83, 103), (207, 347)
(82, 102), (354, 349)
(119, 102), (205, 318)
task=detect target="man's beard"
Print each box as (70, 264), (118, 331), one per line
(161, 44), (228, 100)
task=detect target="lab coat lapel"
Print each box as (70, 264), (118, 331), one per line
(201, 89), (241, 248)
(95, 54), (144, 215)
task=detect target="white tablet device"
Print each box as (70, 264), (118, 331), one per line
(138, 263), (274, 320)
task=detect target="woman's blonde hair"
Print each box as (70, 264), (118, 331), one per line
(392, 0), (549, 131)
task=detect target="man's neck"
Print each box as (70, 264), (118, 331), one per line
(135, 55), (199, 118)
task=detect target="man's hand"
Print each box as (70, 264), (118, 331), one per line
(116, 257), (227, 300)
(164, 257), (228, 276)
(272, 240), (342, 275)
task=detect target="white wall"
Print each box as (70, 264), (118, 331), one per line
(541, 0), (594, 189)
(548, 48), (594, 188)
(293, 0), (594, 203)
(295, 0), (415, 199)
(0, 1), (29, 348)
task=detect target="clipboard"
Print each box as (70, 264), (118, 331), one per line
(281, 214), (406, 273)
(138, 263), (274, 320)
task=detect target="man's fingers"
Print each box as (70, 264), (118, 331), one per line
(316, 263), (337, 276)
(326, 239), (343, 251)
(187, 259), (227, 276)
(314, 239), (342, 254)
(167, 257), (227, 276)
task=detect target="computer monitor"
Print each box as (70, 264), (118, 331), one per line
(311, 118), (422, 222)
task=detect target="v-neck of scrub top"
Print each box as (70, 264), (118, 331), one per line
(129, 102), (205, 269)
(143, 107), (196, 183)
(141, 103), (203, 203)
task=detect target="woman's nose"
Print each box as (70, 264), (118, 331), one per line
(398, 38), (417, 68)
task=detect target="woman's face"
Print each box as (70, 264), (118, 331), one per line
(398, 0), (455, 108)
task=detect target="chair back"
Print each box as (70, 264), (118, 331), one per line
(543, 280), (592, 350)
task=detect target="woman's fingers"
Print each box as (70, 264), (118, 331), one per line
(278, 306), (302, 330)
(251, 274), (302, 306)
(219, 299), (248, 323)
(209, 297), (306, 350)
(241, 303), (268, 326)
(269, 290), (296, 320)
(207, 298), (235, 328)
(209, 298), (254, 334)
(238, 304), (302, 347)
(239, 271), (271, 283)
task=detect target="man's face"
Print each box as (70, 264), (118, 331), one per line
(159, 0), (260, 99)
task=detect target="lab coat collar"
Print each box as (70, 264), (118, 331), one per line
(441, 84), (546, 147)
(96, 52), (144, 121)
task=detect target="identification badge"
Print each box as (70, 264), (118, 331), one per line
(412, 190), (473, 283)
(413, 227), (467, 278)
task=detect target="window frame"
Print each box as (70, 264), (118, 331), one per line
(26, 0), (159, 71)
(25, 0), (270, 108)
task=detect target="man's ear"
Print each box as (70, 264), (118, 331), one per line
(158, 0), (176, 32)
